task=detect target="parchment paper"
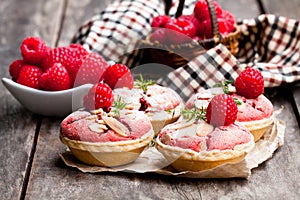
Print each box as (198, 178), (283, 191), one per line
(60, 116), (285, 178)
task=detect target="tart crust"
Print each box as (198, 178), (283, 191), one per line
(239, 113), (275, 142)
(60, 129), (154, 167)
(156, 134), (254, 172)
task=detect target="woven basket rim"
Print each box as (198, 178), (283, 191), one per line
(141, 24), (241, 51)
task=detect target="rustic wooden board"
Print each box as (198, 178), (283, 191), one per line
(261, 0), (300, 20)
(25, 90), (300, 200)
(23, 0), (300, 199)
(0, 0), (65, 199)
(58, 0), (111, 47)
(218, 0), (261, 20)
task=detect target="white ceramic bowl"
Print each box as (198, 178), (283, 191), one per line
(2, 77), (93, 117)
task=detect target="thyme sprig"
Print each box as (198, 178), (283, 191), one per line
(213, 80), (234, 94)
(134, 74), (156, 93)
(181, 105), (207, 122)
(111, 96), (127, 116)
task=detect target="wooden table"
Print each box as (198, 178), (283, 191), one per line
(1, 0), (299, 199)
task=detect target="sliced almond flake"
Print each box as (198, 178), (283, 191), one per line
(89, 123), (105, 133)
(96, 119), (105, 124)
(196, 122), (214, 136)
(169, 120), (195, 130)
(102, 116), (130, 137)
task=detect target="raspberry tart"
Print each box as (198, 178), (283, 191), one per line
(233, 68), (275, 141)
(156, 94), (255, 172)
(113, 78), (184, 135)
(60, 83), (154, 167)
(185, 68), (275, 142)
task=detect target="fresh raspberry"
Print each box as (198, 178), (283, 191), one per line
(165, 17), (196, 43)
(69, 43), (89, 57)
(151, 15), (171, 28)
(39, 63), (70, 91)
(9, 59), (26, 81)
(179, 15), (202, 36)
(41, 44), (88, 86)
(20, 36), (48, 65)
(220, 10), (235, 33)
(194, 0), (223, 22)
(17, 65), (43, 89)
(198, 19), (213, 39)
(235, 68), (264, 99)
(83, 82), (114, 111)
(217, 18), (229, 35)
(73, 52), (108, 87)
(150, 29), (167, 43)
(103, 64), (134, 89)
(206, 94), (238, 127)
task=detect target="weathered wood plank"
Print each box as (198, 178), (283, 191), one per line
(292, 86), (300, 127)
(261, 0), (300, 20)
(0, 0), (65, 199)
(58, 0), (111, 46)
(24, 90), (300, 200)
(218, 0), (261, 20)
(24, 0), (300, 200)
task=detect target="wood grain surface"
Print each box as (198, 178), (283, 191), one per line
(0, 0), (299, 199)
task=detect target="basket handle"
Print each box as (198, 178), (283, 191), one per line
(165, 0), (222, 43)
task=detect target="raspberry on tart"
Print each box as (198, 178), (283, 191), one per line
(235, 67), (264, 99)
(206, 94), (238, 127)
(83, 82), (114, 112)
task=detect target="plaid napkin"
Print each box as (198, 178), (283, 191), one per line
(72, 0), (300, 100)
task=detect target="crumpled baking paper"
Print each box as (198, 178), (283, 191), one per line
(60, 114), (285, 178)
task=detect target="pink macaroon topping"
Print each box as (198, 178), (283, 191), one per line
(232, 93), (274, 122)
(61, 110), (152, 143)
(159, 121), (252, 152)
(144, 85), (181, 111)
(113, 85), (182, 112)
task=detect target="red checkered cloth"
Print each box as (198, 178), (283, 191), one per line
(72, 0), (300, 100)
(158, 14), (300, 99)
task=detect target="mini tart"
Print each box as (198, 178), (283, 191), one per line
(156, 119), (255, 172)
(185, 88), (275, 142)
(231, 93), (274, 142)
(60, 109), (154, 167)
(113, 85), (184, 135)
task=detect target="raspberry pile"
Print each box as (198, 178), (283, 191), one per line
(150, 0), (235, 43)
(8, 36), (112, 91)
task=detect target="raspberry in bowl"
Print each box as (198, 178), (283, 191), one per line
(3, 36), (110, 117)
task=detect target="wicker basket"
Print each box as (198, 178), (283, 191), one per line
(139, 0), (241, 69)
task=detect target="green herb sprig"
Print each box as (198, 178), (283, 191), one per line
(111, 97), (127, 116)
(213, 80), (234, 94)
(181, 105), (206, 122)
(134, 74), (156, 93)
